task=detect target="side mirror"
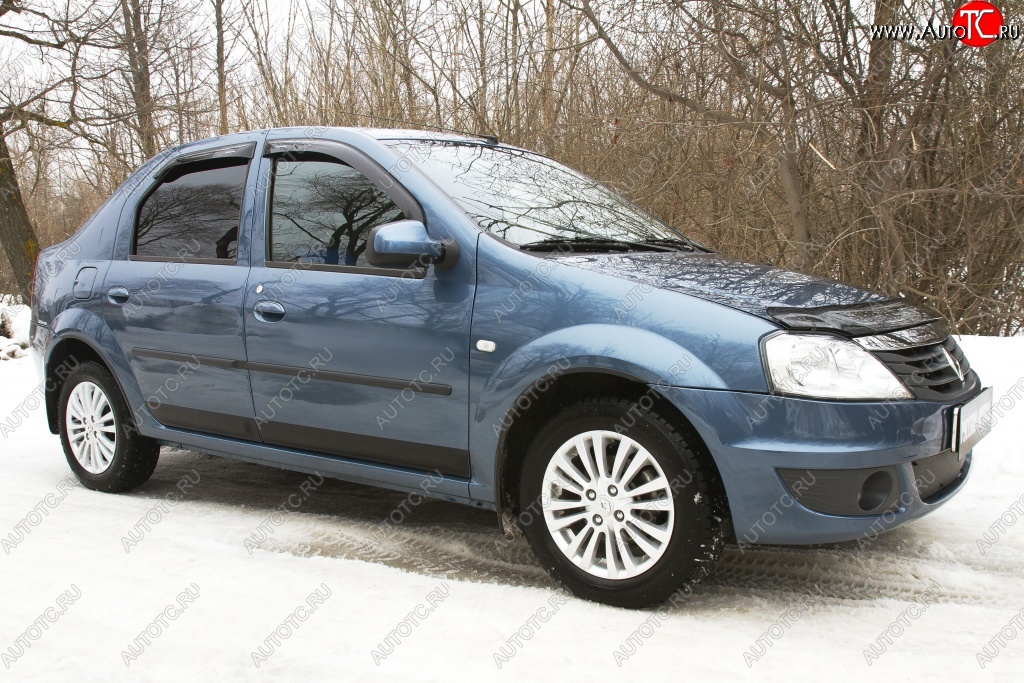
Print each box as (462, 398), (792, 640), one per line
(365, 220), (460, 271)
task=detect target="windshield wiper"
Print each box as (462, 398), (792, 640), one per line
(638, 238), (697, 252)
(519, 237), (683, 253)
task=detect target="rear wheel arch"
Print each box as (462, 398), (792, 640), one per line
(45, 336), (119, 435)
(57, 359), (160, 492)
(494, 369), (731, 538)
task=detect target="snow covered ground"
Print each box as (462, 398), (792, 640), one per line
(1, 335), (1022, 681)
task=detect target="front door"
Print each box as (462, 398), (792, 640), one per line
(243, 139), (475, 477)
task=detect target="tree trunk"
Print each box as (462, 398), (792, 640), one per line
(0, 133), (40, 300)
(542, 0), (556, 130)
(775, 141), (810, 267)
(860, 0), (898, 157)
(213, 0), (229, 136)
(120, 0), (158, 158)
(858, 0), (905, 286)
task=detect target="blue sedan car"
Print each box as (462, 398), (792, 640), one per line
(30, 127), (992, 607)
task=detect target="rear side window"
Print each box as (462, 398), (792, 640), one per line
(268, 157), (404, 268)
(134, 159), (249, 261)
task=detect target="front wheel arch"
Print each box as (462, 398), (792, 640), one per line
(519, 394), (725, 606)
(495, 370), (731, 540)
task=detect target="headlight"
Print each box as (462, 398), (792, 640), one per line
(762, 333), (912, 400)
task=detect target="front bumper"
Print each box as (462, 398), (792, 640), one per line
(659, 385), (979, 545)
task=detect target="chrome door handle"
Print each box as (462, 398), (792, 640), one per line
(106, 286), (130, 304)
(253, 300), (286, 322)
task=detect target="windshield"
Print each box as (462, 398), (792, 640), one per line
(386, 141), (691, 248)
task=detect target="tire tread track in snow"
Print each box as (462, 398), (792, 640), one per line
(143, 451), (1023, 607)
(256, 522), (1018, 607)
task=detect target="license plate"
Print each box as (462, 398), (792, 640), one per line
(954, 387), (993, 458)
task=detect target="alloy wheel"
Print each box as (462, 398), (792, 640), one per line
(65, 381), (117, 474)
(541, 430), (676, 580)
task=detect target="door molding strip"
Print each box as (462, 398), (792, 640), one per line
(131, 348), (452, 395)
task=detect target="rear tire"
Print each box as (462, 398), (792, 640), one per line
(519, 396), (723, 608)
(58, 361), (159, 492)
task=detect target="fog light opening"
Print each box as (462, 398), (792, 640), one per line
(858, 471), (894, 512)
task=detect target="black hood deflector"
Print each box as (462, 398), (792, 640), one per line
(766, 300), (942, 337)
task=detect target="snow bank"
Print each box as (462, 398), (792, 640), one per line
(0, 298), (30, 359)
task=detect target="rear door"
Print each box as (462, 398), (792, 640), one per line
(242, 137), (475, 477)
(103, 135), (264, 439)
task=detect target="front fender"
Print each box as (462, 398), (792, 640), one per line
(483, 323), (725, 395)
(468, 324), (727, 502)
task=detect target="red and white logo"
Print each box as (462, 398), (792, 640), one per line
(952, 1), (1005, 47)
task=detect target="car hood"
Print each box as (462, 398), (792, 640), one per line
(557, 251), (940, 336)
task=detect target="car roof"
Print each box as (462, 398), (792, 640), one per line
(161, 126), (525, 165)
(352, 127), (488, 143)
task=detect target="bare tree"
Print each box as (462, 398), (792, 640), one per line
(118, 0), (158, 157)
(0, 0), (103, 298)
(2, 0), (1021, 333)
(213, 0), (229, 135)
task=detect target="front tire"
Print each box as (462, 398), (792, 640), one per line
(520, 396), (723, 608)
(58, 361), (159, 492)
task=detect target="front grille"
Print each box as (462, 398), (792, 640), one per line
(872, 336), (975, 401)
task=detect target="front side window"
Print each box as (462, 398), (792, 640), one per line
(134, 159), (248, 260)
(268, 156), (405, 267)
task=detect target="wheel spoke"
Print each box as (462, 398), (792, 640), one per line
(629, 515), (671, 544)
(625, 497), (673, 512)
(614, 531), (638, 576)
(572, 435), (597, 482)
(549, 511), (589, 531)
(69, 393), (85, 421)
(551, 470), (585, 496)
(85, 385), (100, 414)
(623, 522), (661, 558)
(609, 438), (633, 483)
(626, 478), (670, 499)
(564, 525), (593, 558)
(581, 528), (602, 567)
(617, 450), (652, 488)
(545, 498), (587, 512)
(95, 435), (115, 460)
(604, 528), (618, 578)
(553, 452), (590, 489)
(592, 432), (608, 479)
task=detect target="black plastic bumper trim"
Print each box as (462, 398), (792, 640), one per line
(778, 465), (901, 516)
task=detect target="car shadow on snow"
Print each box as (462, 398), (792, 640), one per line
(127, 448), (993, 608)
